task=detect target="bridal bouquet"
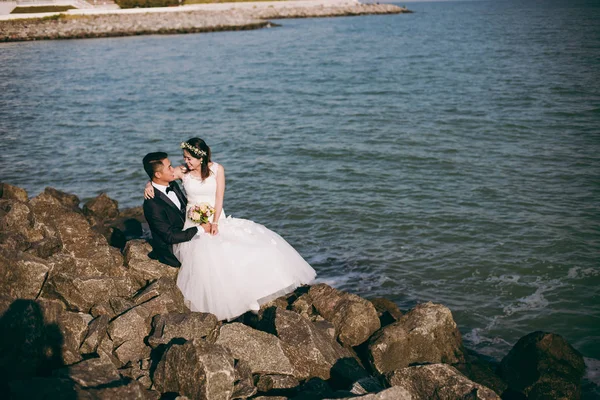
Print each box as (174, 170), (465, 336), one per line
(188, 203), (215, 225)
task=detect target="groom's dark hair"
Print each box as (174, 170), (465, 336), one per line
(143, 152), (168, 179)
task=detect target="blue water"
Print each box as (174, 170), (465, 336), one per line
(1, 0), (599, 387)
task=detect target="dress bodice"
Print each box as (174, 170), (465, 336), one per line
(181, 163), (219, 207)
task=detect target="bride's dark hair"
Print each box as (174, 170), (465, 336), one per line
(184, 138), (212, 180)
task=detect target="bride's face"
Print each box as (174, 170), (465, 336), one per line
(183, 150), (201, 171)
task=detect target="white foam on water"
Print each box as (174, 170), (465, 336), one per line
(502, 277), (565, 317)
(584, 357), (600, 387)
(463, 327), (513, 359)
(567, 266), (600, 280)
(314, 271), (395, 297)
(485, 274), (521, 284)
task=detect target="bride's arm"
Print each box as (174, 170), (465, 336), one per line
(211, 164), (225, 235)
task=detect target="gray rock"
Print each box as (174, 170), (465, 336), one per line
(387, 364), (501, 399)
(132, 277), (187, 316)
(107, 305), (153, 366)
(233, 359), (256, 399)
(326, 386), (412, 400)
(153, 340), (235, 399)
(119, 362), (153, 389)
(124, 239), (178, 283)
(80, 315), (110, 354)
(43, 187), (80, 209)
(256, 374), (299, 392)
(0, 250), (49, 299)
(43, 272), (140, 312)
(455, 349), (508, 396)
(57, 311), (93, 365)
(148, 312), (218, 349)
(53, 357), (121, 387)
(271, 308), (358, 381)
(251, 397), (288, 400)
(78, 379), (153, 399)
(290, 293), (319, 321)
(0, 199), (34, 236)
(368, 302), (465, 374)
(83, 192), (119, 220)
(110, 296), (136, 315)
(498, 331), (585, 400)
(0, 183), (28, 202)
(216, 322), (295, 376)
(313, 320), (336, 339)
(369, 297), (403, 326)
(309, 284), (380, 347)
(31, 192), (125, 277)
(97, 334), (121, 368)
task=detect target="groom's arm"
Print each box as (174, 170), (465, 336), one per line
(143, 200), (198, 244)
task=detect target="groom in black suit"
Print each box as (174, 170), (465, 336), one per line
(142, 152), (209, 267)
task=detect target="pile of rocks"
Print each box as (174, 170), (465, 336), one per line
(0, 182), (586, 399)
(0, 3), (408, 42)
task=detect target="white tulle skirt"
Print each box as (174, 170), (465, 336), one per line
(173, 216), (316, 321)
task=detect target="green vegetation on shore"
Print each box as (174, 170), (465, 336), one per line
(11, 5), (75, 14)
(184, 0), (282, 4)
(115, 0), (179, 9)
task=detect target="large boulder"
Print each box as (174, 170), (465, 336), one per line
(53, 357), (121, 387)
(83, 193), (119, 220)
(256, 374), (299, 392)
(387, 364), (500, 399)
(43, 272), (140, 312)
(132, 277), (188, 315)
(270, 308), (360, 381)
(0, 183), (28, 202)
(232, 359), (257, 399)
(309, 284), (380, 346)
(107, 304), (153, 366)
(0, 250), (50, 299)
(57, 311), (94, 365)
(327, 386), (412, 400)
(0, 199), (34, 235)
(80, 315), (110, 354)
(153, 340), (235, 399)
(368, 302), (465, 374)
(124, 240), (178, 283)
(215, 323), (295, 376)
(455, 349), (508, 396)
(369, 298), (403, 327)
(30, 192), (125, 276)
(498, 331), (585, 400)
(148, 312), (218, 349)
(42, 187), (80, 209)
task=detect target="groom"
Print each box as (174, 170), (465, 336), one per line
(142, 152), (209, 267)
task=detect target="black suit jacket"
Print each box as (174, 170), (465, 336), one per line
(143, 181), (198, 267)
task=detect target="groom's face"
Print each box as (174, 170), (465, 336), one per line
(156, 158), (176, 183)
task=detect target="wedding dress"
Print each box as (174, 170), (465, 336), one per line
(173, 162), (316, 321)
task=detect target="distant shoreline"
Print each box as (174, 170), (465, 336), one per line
(0, 1), (411, 42)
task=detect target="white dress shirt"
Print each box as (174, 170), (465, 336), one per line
(152, 182), (182, 211)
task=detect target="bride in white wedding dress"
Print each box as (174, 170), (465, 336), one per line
(153, 138), (316, 321)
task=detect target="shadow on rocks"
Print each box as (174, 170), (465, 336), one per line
(0, 299), (76, 398)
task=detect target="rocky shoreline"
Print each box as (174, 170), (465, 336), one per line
(0, 3), (408, 42)
(0, 182), (587, 399)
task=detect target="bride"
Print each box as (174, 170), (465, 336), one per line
(146, 138), (316, 321)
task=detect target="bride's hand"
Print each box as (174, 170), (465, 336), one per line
(144, 181), (155, 199)
(210, 223), (219, 236)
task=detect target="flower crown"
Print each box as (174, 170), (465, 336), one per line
(181, 142), (207, 158)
